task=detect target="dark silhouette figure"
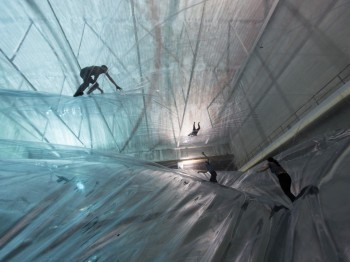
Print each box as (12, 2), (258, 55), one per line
(201, 152), (217, 183)
(188, 122), (200, 136)
(295, 185), (319, 200)
(56, 175), (72, 184)
(73, 65), (122, 97)
(260, 157), (296, 202)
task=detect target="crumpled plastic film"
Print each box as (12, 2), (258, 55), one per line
(1, 129), (350, 261)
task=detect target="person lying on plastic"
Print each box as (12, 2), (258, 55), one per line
(73, 65), (122, 97)
(188, 122), (200, 136)
(198, 152), (217, 183)
(258, 157), (296, 202)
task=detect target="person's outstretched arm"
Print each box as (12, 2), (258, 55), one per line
(106, 72), (122, 90)
(202, 152), (209, 162)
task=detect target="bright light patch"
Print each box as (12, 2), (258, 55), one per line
(76, 182), (85, 190)
(178, 159), (203, 169)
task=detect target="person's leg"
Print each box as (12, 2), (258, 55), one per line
(277, 173), (296, 202)
(209, 171), (217, 183)
(189, 122), (196, 136)
(74, 81), (89, 97)
(197, 122), (200, 131)
(96, 86), (104, 94)
(295, 185), (319, 200)
(87, 82), (99, 94)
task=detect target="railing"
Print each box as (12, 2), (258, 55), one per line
(236, 63), (350, 168)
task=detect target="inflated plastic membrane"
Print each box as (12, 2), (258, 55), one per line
(0, 129), (349, 261)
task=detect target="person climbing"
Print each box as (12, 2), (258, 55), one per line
(259, 157), (296, 202)
(188, 122), (200, 136)
(73, 65), (122, 97)
(200, 152), (218, 183)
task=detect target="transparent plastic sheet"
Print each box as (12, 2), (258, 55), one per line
(0, 88), (180, 153)
(0, 129), (350, 261)
(0, 89), (230, 156)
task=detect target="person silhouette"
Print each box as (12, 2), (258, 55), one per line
(188, 122), (200, 136)
(259, 157), (296, 202)
(73, 65), (122, 97)
(198, 152), (217, 183)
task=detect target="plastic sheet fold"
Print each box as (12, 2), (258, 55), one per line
(1, 129), (350, 261)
